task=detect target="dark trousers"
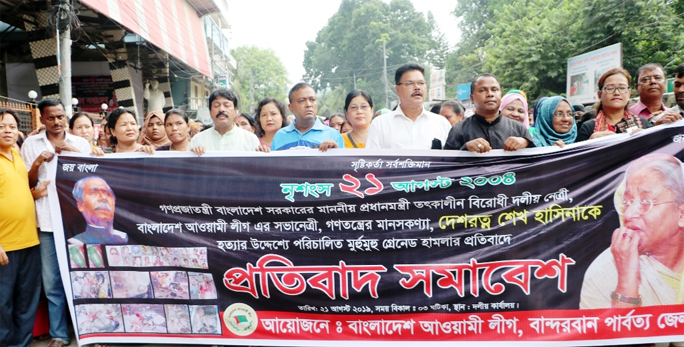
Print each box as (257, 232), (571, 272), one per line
(0, 245), (42, 347)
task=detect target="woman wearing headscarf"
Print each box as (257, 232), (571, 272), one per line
(532, 96), (548, 129)
(531, 96), (577, 148)
(500, 92), (535, 136)
(138, 111), (171, 148)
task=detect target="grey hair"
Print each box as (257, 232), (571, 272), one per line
(72, 176), (115, 202)
(626, 154), (684, 203)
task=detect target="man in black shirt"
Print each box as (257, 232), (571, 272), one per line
(445, 73), (534, 152)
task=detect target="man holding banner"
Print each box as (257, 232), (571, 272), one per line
(444, 73), (533, 152)
(580, 154), (684, 308)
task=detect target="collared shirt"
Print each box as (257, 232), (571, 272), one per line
(271, 118), (344, 151)
(628, 99), (666, 118)
(671, 104), (684, 116)
(190, 125), (260, 151)
(366, 107), (452, 149)
(68, 225), (128, 245)
(0, 147), (39, 251)
(21, 131), (91, 232)
(444, 113), (535, 150)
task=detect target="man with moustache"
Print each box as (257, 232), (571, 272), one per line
(21, 98), (95, 347)
(671, 62), (684, 116)
(366, 63), (452, 149)
(271, 82), (344, 151)
(444, 73), (533, 152)
(629, 63), (682, 125)
(68, 176), (128, 245)
(190, 89), (260, 154)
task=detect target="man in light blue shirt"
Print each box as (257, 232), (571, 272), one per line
(272, 82), (344, 151)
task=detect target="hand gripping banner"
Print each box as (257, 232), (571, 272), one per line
(49, 123), (684, 346)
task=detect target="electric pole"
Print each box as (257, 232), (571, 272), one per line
(249, 69), (254, 113)
(383, 41), (388, 108)
(56, 0), (73, 117)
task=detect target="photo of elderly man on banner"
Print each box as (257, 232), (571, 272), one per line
(48, 122), (684, 346)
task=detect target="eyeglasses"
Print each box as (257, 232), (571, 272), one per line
(602, 85), (629, 94)
(348, 104), (370, 112)
(639, 75), (664, 84)
(553, 112), (574, 119)
(397, 80), (426, 88)
(620, 198), (676, 215)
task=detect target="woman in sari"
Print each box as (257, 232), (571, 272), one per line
(342, 90), (374, 148)
(577, 68), (651, 141)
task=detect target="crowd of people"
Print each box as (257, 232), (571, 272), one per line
(1, 60), (684, 347)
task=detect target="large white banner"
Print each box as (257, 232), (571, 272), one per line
(566, 43), (622, 105)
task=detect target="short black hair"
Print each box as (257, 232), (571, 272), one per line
(395, 63), (424, 85)
(38, 98), (63, 114)
(106, 108), (137, 145)
(572, 104), (585, 113)
(164, 108), (188, 125)
(69, 112), (93, 130)
(0, 108), (21, 128)
(208, 89), (238, 110)
(254, 98), (288, 138)
(344, 90), (373, 112)
(470, 73), (500, 94)
(328, 113), (344, 122)
(429, 104), (441, 114)
(441, 100), (464, 115)
(288, 82), (313, 104)
(675, 62), (684, 79)
(635, 63), (665, 84)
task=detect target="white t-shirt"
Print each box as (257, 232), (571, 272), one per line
(21, 131), (92, 231)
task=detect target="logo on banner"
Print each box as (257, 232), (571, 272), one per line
(224, 303), (258, 336)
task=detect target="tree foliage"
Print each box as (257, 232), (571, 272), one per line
(231, 46), (289, 113)
(448, 0), (684, 101)
(303, 0), (447, 110)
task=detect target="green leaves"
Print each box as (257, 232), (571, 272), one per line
(449, 0), (684, 101)
(231, 46), (289, 113)
(303, 0), (446, 110)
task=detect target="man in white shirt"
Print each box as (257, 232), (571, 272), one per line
(190, 89), (260, 154)
(366, 63), (452, 149)
(21, 98), (93, 347)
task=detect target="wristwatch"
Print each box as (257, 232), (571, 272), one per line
(610, 291), (642, 305)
